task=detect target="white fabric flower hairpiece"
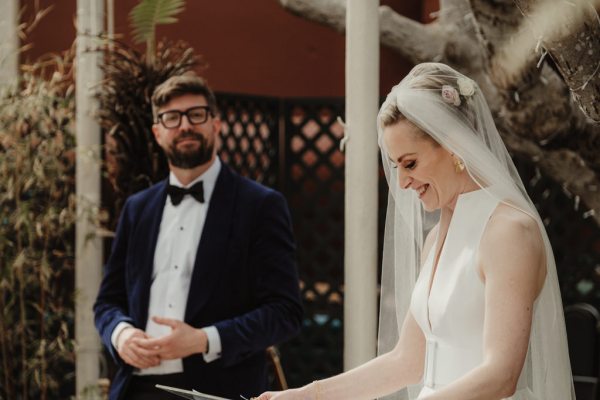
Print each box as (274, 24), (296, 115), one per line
(457, 77), (476, 96)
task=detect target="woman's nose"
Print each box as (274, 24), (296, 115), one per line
(398, 171), (412, 189)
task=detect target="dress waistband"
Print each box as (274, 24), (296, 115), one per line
(423, 338), (527, 391)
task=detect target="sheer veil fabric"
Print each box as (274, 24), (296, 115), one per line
(376, 63), (575, 399)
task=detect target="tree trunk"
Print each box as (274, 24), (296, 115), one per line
(278, 0), (600, 225)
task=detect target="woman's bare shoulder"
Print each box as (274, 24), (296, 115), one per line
(479, 203), (546, 288)
(486, 203), (542, 242)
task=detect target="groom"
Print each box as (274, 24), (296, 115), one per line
(94, 75), (302, 400)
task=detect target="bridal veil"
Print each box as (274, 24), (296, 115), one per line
(376, 63), (575, 400)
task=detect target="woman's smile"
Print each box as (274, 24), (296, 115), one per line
(417, 184), (429, 199)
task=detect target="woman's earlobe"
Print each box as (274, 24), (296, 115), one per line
(453, 156), (465, 173)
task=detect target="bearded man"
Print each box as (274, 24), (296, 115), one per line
(94, 75), (302, 400)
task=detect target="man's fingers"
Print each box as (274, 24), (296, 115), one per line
(120, 340), (161, 369)
(132, 336), (177, 360)
(122, 322), (191, 362)
(136, 335), (167, 350)
(152, 316), (178, 329)
(132, 341), (162, 357)
(130, 339), (162, 360)
(128, 349), (160, 369)
(122, 347), (149, 369)
(142, 343), (175, 360)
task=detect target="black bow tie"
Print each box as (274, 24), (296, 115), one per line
(167, 181), (204, 205)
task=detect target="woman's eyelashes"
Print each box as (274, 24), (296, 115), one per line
(389, 160), (416, 170)
(403, 160), (416, 170)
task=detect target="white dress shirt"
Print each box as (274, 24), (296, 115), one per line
(111, 157), (223, 374)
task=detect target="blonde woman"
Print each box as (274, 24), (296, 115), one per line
(258, 63), (574, 400)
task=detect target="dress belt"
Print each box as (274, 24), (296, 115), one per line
(423, 338), (527, 391)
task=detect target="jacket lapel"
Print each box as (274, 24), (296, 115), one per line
(131, 180), (168, 327)
(185, 165), (237, 321)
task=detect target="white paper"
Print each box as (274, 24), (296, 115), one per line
(155, 384), (232, 400)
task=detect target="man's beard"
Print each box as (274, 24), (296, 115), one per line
(165, 130), (214, 169)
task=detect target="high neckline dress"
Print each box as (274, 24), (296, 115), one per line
(410, 189), (536, 399)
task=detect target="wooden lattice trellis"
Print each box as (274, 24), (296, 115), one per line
(280, 99), (347, 384)
(217, 93), (280, 188)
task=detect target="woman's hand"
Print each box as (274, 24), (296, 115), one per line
(254, 391), (279, 400)
(255, 387), (312, 400)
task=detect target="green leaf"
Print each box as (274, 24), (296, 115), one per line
(129, 0), (186, 45)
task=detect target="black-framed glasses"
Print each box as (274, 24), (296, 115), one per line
(156, 106), (213, 129)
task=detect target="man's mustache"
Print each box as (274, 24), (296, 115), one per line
(174, 131), (204, 145)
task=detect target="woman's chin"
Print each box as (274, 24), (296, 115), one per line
(422, 203), (437, 212)
(420, 198), (439, 212)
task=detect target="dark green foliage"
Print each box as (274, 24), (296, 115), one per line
(96, 39), (200, 227)
(0, 51), (77, 400)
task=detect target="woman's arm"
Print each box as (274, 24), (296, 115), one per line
(256, 224), (439, 400)
(421, 204), (545, 400)
(258, 310), (426, 400)
(316, 310), (426, 400)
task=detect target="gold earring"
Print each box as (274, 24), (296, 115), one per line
(454, 158), (465, 173)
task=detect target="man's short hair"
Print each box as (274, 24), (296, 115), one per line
(151, 74), (218, 120)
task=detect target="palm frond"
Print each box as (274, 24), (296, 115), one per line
(129, 0), (186, 45)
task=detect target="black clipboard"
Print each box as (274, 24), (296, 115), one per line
(155, 384), (232, 400)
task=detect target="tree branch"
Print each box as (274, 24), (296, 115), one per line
(278, 0), (445, 64)
(570, 111), (600, 172)
(469, 0), (541, 90)
(501, 128), (600, 225)
(508, 0), (600, 122)
(379, 6), (444, 64)
(279, 0), (346, 32)
(495, 64), (573, 143)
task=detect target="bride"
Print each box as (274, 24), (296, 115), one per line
(257, 63), (574, 400)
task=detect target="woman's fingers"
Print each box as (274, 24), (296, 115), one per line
(255, 391), (277, 400)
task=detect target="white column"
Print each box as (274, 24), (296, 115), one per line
(106, 0), (114, 47)
(0, 0), (18, 88)
(75, 0), (104, 395)
(344, 0), (379, 370)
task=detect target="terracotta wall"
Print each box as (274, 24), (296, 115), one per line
(22, 0), (438, 97)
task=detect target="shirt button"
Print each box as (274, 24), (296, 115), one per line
(174, 265), (178, 270)
(179, 226), (184, 231)
(169, 304), (173, 308)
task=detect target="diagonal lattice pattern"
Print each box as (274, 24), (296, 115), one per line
(217, 93), (280, 187)
(280, 99), (346, 385)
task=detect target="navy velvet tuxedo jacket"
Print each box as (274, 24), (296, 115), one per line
(94, 164), (303, 400)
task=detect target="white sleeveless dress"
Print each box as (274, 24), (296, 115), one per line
(410, 189), (537, 399)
